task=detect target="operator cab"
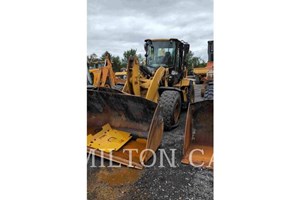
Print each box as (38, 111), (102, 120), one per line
(144, 38), (190, 85)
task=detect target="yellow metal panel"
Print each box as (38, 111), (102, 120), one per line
(90, 69), (101, 87)
(140, 79), (151, 89)
(115, 71), (127, 76)
(193, 67), (208, 75)
(145, 67), (165, 102)
(100, 68), (108, 87)
(87, 134), (93, 146)
(87, 124), (132, 153)
(132, 58), (141, 96)
(180, 78), (190, 87)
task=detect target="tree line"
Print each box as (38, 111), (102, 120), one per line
(88, 49), (206, 72)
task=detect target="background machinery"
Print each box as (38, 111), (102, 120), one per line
(88, 52), (125, 89)
(181, 40), (214, 169)
(201, 40), (214, 99)
(193, 40), (214, 85)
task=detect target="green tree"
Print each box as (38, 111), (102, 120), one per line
(87, 53), (99, 68)
(111, 56), (122, 72)
(100, 51), (110, 62)
(89, 53), (98, 60)
(185, 51), (208, 74)
(99, 51), (122, 72)
(122, 49), (137, 65)
(186, 51), (195, 74)
(137, 53), (145, 65)
(198, 57), (207, 67)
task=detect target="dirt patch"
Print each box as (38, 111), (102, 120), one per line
(97, 167), (143, 186)
(87, 166), (143, 200)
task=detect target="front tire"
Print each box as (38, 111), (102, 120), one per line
(160, 91), (182, 131)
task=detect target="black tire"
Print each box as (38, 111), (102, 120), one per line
(89, 73), (94, 85)
(203, 81), (213, 100)
(187, 81), (195, 104)
(195, 76), (200, 84)
(160, 90), (182, 131)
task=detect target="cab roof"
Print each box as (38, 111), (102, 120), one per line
(145, 38), (186, 44)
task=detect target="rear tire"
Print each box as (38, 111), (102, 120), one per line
(187, 81), (195, 104)
(160, 91), (181, 131)
(203, 81), (213, 100)
(195, 76), (200, 84)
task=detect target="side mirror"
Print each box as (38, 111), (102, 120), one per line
(144, 43), (148, 58)
(144, 43), (148, 53)
(184, 44), (190, 53)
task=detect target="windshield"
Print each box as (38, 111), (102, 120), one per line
(146, 41), (175, 68)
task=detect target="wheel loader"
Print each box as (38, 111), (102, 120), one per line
(200, 40), (214, 98)
(88, 52), (122, 88)
(87, 38), (194, 168)
(182, 40), (214, 169)
(122, 38), (195, 130)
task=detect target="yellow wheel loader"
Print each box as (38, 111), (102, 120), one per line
(88, 52), (117, 88)
(182, 40), (214, 169)
(122, 38), (195, 130)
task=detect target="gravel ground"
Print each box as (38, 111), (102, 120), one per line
(87, 84), (213, 200)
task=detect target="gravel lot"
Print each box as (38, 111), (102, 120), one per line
(87, 84), (213, 200)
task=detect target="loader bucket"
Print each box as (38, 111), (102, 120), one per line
(87, 88), (164, 169)
(181, 100), (213, 169)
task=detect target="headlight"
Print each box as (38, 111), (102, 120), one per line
(171, 71), (178, 75)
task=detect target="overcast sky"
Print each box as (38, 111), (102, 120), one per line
(88, 0), (213, 61)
